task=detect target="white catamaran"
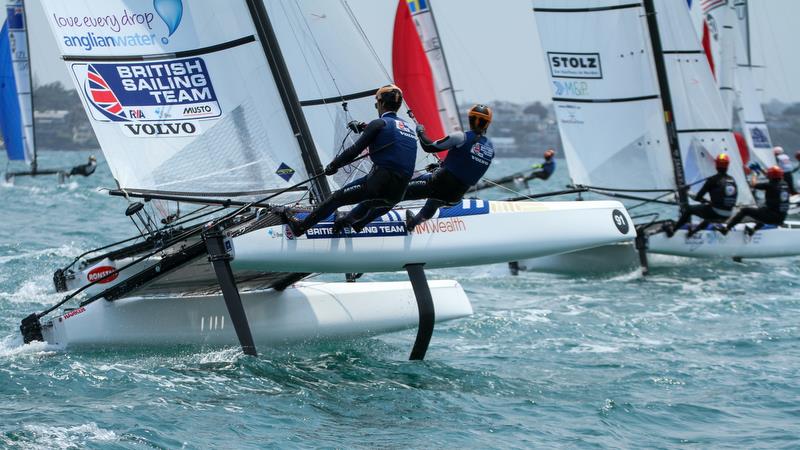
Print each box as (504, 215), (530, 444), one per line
(19, 0), (635, 357)
(1, 0), (37, 179)
(1, 0), (95, 182)
(531, 0), (800, 272)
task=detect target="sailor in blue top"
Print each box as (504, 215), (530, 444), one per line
(404, 104), (495, 231)
(531, 149), (556, 180)
(283, 85), (417, 237)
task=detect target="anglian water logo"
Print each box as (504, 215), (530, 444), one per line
(154, 0), (183, 44)
(56, 0), (185, 51)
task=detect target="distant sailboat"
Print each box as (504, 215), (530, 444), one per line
(1, 0), (96, 183)
(19, 0), (634, 356)
(692, 0), (775, 171)
(533, 0), (800, 268)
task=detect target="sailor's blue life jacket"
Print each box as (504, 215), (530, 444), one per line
(370, 112), (418, 178)
(442, 131), (495, 186)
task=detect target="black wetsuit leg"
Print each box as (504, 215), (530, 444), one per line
(530, 170), (549, 181)
(331, 167), (410, 231)
(673, 204), (709, 231)
(404, 170), (468, 225)
(726, 207), (785, 230)
(784, 172), (797, 195)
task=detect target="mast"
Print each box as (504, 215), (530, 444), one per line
(20, 0), (35, 172)
(426, 1), (463, 131)
(744, 0), (751, 67)
(642, 0), (688, 209)
(245, 0), (331, 202)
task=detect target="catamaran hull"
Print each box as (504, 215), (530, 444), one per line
(41, 281), (472, 350)
(232, 200), (635, 273)
(518, 242), (639, 274)
(647, 222), (800, 258)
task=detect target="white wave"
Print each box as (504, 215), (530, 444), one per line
(0, 244), (83, 265)
(567, 343), (621, 354)
(21, 423), (117, 450)
(0, 335), (56, 359)
(0, 277), (63, 305)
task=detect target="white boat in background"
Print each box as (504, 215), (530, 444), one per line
(529, 0), (800, 273)
(1, 0), (94, 182)
(693, 0), (800, 215)
(19, 0), (635, 357)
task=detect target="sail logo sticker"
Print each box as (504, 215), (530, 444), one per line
(121, 122), (200, 138)
(276, 163), (296, 182)
(406, 0), (429, 13)
(53, 0), (184, 52)
(6, 5), (24, 31)
(553, 80), (589, 97)
(548, 52), (602, 79)
(154, 0), (183, 41)
(74, 57), (221, 125)
(750, 126), (771, 149)
(87, 266), (119, 284)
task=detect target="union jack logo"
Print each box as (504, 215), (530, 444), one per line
(85, 65), (126, 121)
(701, 0), (726, 13)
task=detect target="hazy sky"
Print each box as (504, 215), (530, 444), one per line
(26, 0), (800, 104)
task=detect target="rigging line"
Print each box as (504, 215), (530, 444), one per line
(37, 221), (213, 319)
(292, 2), (345, 101)
(627, 190), (676, 211)
(279, 2), (343, 127)
(59, 204), (222, 272)
(473, 176), (538, 201)
(341, 0), (393, 82)
(500, 188), (590, 202)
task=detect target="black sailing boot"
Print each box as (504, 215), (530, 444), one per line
(282, 210), (307, 238)
(405, 210), (420, 233)
(331, 211), (349, 235)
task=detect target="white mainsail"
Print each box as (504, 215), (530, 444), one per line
(700, 1), (737, 128)
(40, 0), (315, 201)
(405, 0), (463, 134)
(0, 0), (35, 166)
(532, 0), (677, 195)
(691, 0), (774, 170)
(732, 0), (774, 169)
(533, 0), (753, 205)
(265, 0), (436, 190)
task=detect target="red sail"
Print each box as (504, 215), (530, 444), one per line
(734, 131), (750, 170)
(702, 21), (715, 79)
(392, 0), (447, 159)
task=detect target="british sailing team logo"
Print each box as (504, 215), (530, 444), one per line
(86, 65), (125, 121)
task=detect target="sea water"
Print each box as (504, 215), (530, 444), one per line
(1, 152), (799, 448)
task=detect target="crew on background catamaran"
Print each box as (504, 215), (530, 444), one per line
(56, 155), (98, 184)
(530, 149), (556, 181)
(773, 147), (797, 195)
(404, 104), (495, 231)
(722, 165), (790, 236)
(665, 153), (737, 238)
(67, 155), (97, 177)
(283, 85), (417, 237)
